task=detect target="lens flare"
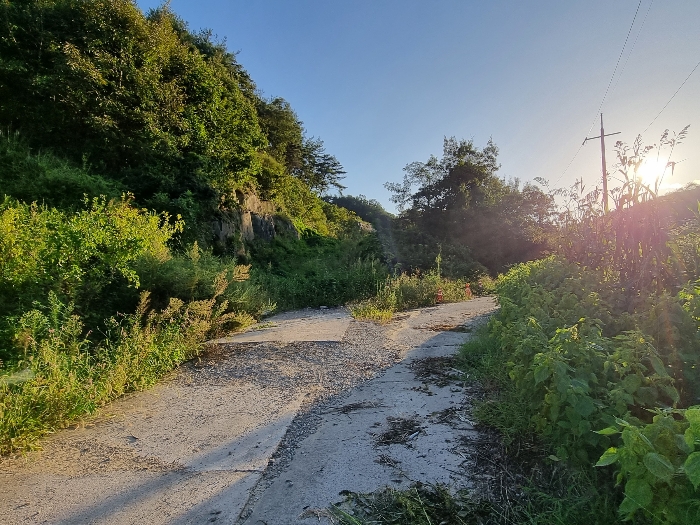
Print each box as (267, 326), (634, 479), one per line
(636, 158), (669, 189)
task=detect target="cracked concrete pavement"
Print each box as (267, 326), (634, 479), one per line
(0, 298), (497, 524)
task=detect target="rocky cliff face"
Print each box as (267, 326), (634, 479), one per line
(212, 191), (298, 255)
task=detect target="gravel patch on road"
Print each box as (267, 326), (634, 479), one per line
(238, 298), (498, 523)
(221, 319), (407, 520)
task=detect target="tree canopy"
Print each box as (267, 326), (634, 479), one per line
(385, 137), (554, 275)
(0, 0), (347, 243)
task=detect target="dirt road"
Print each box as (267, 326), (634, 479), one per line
(0, 298), (497, 524)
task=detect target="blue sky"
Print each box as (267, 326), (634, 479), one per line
(138, 0), (700, 212)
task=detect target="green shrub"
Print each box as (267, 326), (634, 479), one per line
(136, 242), (273, 319)
(0, 133), (122, 210)
(466, 256), (700, 521)
(351, 270), (473, 322)
(0, 196), (181, 358)
(595, 409), (700, 524)
(0, 281), (243, 454)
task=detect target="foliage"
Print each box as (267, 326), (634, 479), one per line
(0, 195), (179, 338)
(249, 230), (386, 311)
(385, 137), (554, 275)
(0, 0), (348, 245)
(135, 242), (271, 320)
(595, 409), (700, 524)
(541, 128), (694, 306)
(0, 0), (263, 211)
(464, 256), (700, 522)
(351, 268), (474, 322)
(0, 284), (240, 454)
(256, 97), (346, 196)
(0, 133), (123, 209)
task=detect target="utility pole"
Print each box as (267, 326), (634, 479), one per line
(583, 114), (620, 212)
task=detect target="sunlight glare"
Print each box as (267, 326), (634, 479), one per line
(636, 158), (669, 188)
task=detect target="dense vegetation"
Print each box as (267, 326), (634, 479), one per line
(0, 0), (350, 241)
(334, 130), (700, 523)
(3, 4), (699, 524)
(383, 137), (553, 276)
(0, 0), (386, 453)
(456, 132), (700, 524)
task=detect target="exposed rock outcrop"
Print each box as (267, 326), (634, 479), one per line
(212, 191), (298, 254)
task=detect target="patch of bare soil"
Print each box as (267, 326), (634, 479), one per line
(420, 323), (473, 333)
(1, 438), (180, 476)
(374, 416), (424, 446)
(410, 356), (462, 387)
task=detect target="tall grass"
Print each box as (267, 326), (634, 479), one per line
(351, 271), (489, 322)
(0, 198), (264, 454)
(0, 278), (246, 454)
(253, 258), (386, 310)
(247, 229), (388, 311)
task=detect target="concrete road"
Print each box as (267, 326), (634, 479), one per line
(240, 299), (495, 524)
(0, 298), (497, 524)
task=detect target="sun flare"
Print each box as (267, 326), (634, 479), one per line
(636, 158), (669, 188)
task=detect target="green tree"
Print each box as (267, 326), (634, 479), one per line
(385, 137), (554, 274)
(0, 0), (264, 236)
(297, 137), (346, 195)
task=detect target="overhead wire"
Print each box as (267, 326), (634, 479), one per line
(642, 58), (700, 136)
(608, 0), (654, 99)
(552, 0), (643, 188)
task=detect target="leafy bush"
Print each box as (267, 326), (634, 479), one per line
(136, 242), (272, 319)
(0, 283), (240, 454)
(351, 270), (474, 322)
(0, 133), (122, 209)
(0, 196), (181, 355)
(465, 256), (700, 521)
(596, 409), (700, 524)
(248, 227), (387, 311)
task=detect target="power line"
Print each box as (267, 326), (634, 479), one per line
(642, 58), (700, 136)
(552, 0), (643, 188)
(587, 0), (642, 136)
(609, 0), (653, 99)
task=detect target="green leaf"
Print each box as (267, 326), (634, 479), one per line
(624, 478), (653, 509)
(596, 426), (620, 436)
(643, 452), (675, 482)
(621, 374), (642, 394)
(687, 408), (700, 426)
(534, 364), (551, 385)
(661, 384), (680, 405)
(573, 395), (596, 417)
(596, 447), (619, 467)
(686, 427), (698, 448)
(676, 433), (693, 455)
(683, 452), (700, 489)
(553, 361), (569, 378)
(649, 355), (669, 377)
(618, 496), (640, 516)
(578, 419), (592, 436)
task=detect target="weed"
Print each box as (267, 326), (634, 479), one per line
(351, 270), (474, 321)
(331, 484), (485, 525)
(0, 276), (240, 454)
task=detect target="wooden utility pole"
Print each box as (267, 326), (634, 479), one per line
(583, 114), (620, 212)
